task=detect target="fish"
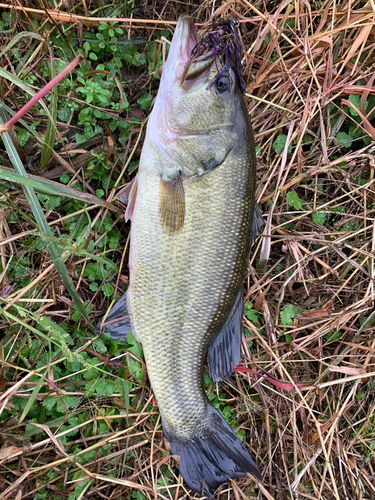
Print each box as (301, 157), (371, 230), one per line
(97, 15), (263, 498)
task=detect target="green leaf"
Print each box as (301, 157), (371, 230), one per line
(244, 301), (258, 322)
(38, 193), (62, 210)
(273, 134), (292, 154)
(58, 107), (71, 122)
(280, 304), (300, 325)
(137, 92), (153, 110)
(17, 128), (29, 146)
(93, 338), (107, 353)
(348, 94), (362, 116)
(336, 131), (353, 148)
(127, 331), (144, 381)
(102, 283), (114, 297)
(312, 211), (327, 225)
(286, 190), (303, 210)
(348, 124), (363, 139)
(42, 396), (57, 412)
(324, 328), (341, 341)
(127, 331), (143, 359)
(128, 357), (143, 381)
(83, 358), (102, 380)
(356, 391), (365, 401)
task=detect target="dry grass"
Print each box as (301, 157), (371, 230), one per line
(0, 0), (375, 499)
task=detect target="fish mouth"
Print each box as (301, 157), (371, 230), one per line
(164, 16), (199, 83)
(178, 16), (198, 63)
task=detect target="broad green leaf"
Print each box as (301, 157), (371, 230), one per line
(137, 92), (153, 110)
(17, 128), (29, 146)
(244, 301), (258, 322)
(127, 331), (143, 359)
(347, 94), (368, 116)
(336, 131), (353, 148)
(93, 338), (107, 353)
(280, 304), (301, 325)
(102, 283), (114, 297)
(273, 134), (292, 154)
(38, 193), (62, 210)
(127, 331), (144, 381)
(312, 211), (328, 225)
(286, 190), (303, 210)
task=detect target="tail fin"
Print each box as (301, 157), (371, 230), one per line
(164, 405), (261, 498)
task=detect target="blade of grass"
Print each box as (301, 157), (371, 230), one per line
(39, 55), (57, 170)
(0, 165), (120, 212)
(19, 373), (46, 424)
(0, 31), (44, 59)
(0, 106), (92, 326)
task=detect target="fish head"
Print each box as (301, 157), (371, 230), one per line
(149, 16), (249, 178)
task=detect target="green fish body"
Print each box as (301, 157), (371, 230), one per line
(97, 16), (262, 497)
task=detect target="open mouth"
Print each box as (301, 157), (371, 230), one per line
(179, 17), (246, 94)
(176, 16), (198, 66)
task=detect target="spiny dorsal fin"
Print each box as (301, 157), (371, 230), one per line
(159, 173), (185, 235)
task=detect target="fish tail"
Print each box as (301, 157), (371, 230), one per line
(164, 404), (261, 498)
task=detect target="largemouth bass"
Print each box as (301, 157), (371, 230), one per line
(97, 16), (262, 497)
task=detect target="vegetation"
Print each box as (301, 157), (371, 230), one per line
(0, 1), (374, 499)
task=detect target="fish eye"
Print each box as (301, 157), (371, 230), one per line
(215, 75), (230, 93)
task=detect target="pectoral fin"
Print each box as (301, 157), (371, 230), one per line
(207, 289), (243, 382)
(117, 174), (139, 222)
(159, 173), (185, 235)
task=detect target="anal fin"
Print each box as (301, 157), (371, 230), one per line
(207, 289), (243, 382)
(95, 292), (135, 342)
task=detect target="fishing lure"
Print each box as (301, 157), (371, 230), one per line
(185, 17), (246, 95)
